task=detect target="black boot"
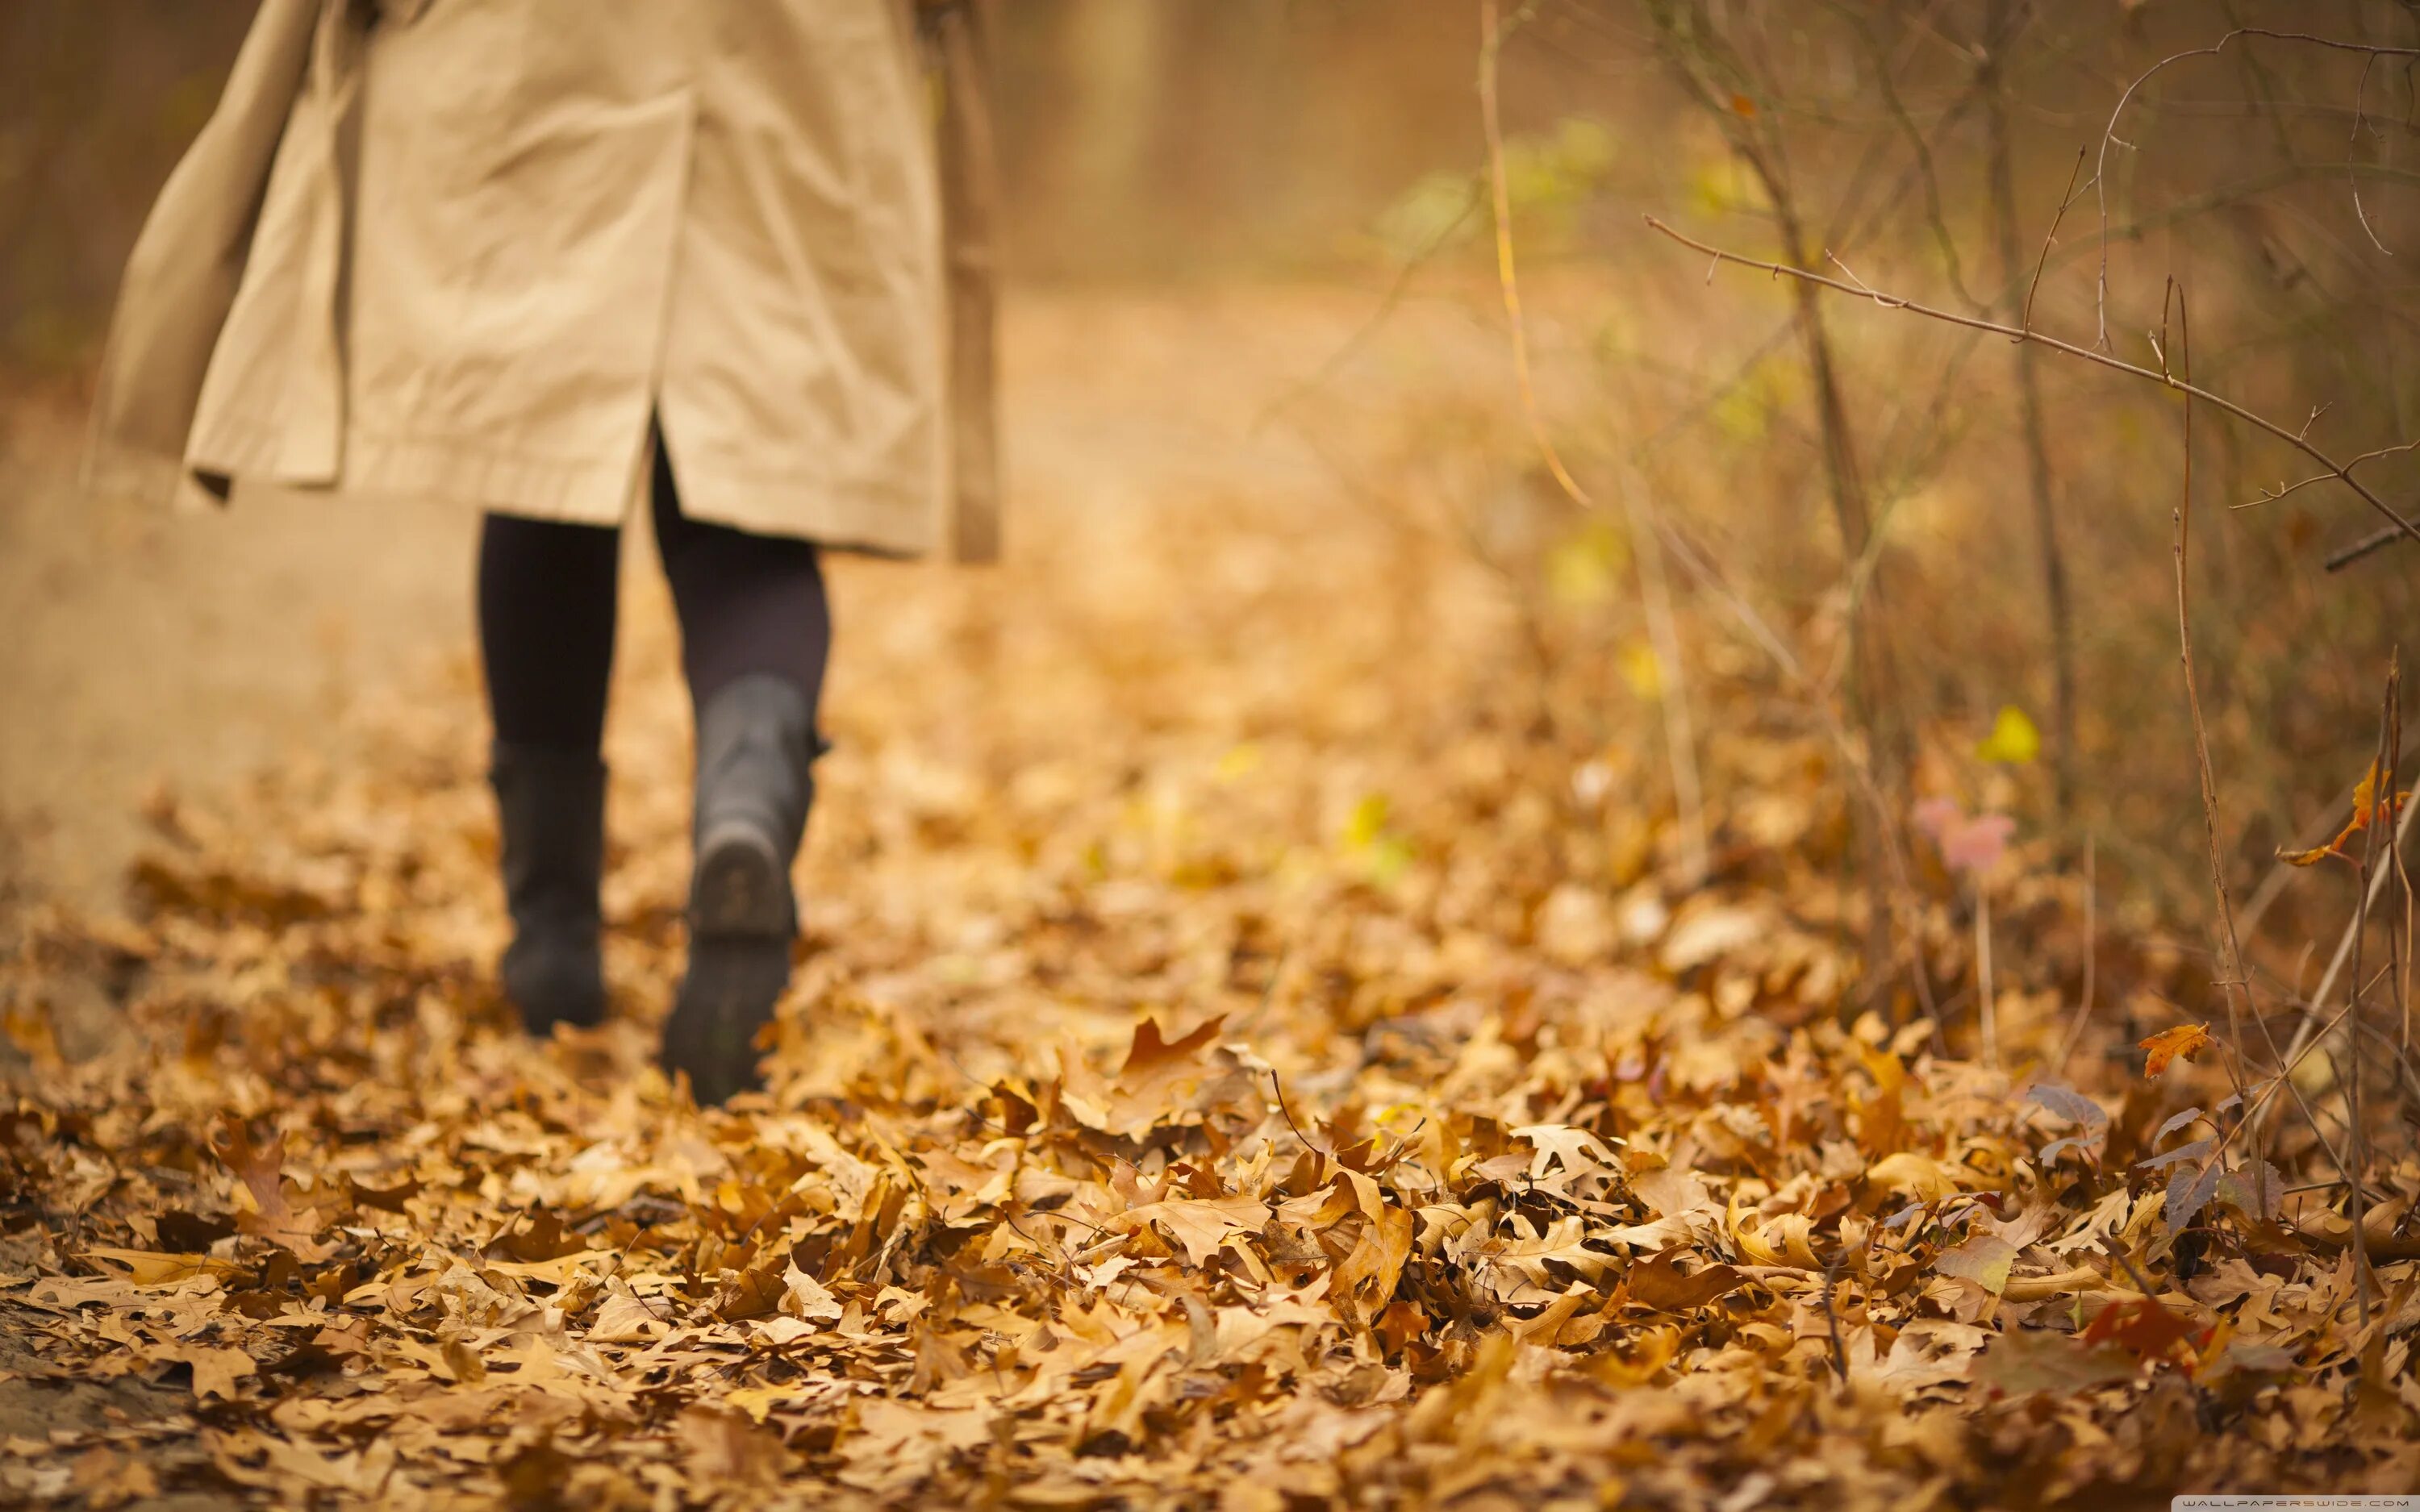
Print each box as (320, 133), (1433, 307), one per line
(661, 673), (817, 1105)
(490, 745), (609, 1033)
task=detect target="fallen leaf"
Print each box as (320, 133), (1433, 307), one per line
(2140, 1023), (2213, 1078)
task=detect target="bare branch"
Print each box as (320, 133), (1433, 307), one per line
(1643, 215), (2420, 559)
(2097, 28), (2420, 349)
(2238, 439), (2420, 514)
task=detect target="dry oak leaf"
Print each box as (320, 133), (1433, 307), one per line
(1865, 1152), (1968, 1203)
(1726, 1190), (1822, 1268)
(2278, 760), (2408, 866)
(2140, 1023), (2213, 1079)
(81, 1247), (242, 1286)
(586, 1289), (669, 1344)
(1627, 1247), (1745, 1310)
(160, 1343), (257, 1402)
(1327, 1171), (1415, 1302)
(1117, 1192), (1269, 1268)
(1935, 1234), (2020, 1295)
(1632, 1166), (1712, 1220)
(784, 1262), (845, 1322)
(210, 1117), (325, 1256)
(1971, 1328), (2137, 1396)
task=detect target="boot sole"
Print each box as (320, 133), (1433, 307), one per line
(666, 824), (795, 1105)
(688, 823), (793, 939)
(663, 936), (791, 1106)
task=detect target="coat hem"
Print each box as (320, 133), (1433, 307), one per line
(179, 419), (938, 558)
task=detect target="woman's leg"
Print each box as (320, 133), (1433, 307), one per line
(478, 512), (621, 752)
(478, 512), (621, 1032)
(649, 444), (830, 1104)
(648, 445), (831, 714)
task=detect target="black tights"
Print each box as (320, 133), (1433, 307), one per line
(478, 442), (831, 752)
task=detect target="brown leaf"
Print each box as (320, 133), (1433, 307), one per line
(161, 1343), (257, 1402)
(1971, 1330), (2136, 1396)
(1120, 1193), (1268, 1268)
(1627, 1247), (1743, 1310)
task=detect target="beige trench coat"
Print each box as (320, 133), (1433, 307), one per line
(86, 0), (999, 561)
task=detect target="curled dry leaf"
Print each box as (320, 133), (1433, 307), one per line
(2277, 760), (2409, 866)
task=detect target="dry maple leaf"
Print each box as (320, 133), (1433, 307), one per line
(2139, 1023), (2213, 1078)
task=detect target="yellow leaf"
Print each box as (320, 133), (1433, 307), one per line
(1975, 705), (2041, 765)
(1618, 641), (1663, 701)
(1341, 793), (1390, 851)
(1545, 519), (1625, 609)
(1865, 1152), (1963, 1202)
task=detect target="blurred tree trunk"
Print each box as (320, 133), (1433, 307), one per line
(1983, 0), (2078, 829)
(1642, 0), (1910, 1006)
(1053, 0), (1171, 263)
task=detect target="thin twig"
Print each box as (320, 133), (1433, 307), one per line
(1479, 0), (1592, 510)
(1617, 465), (1712, 888)
(2167, 281), (2255, 1127)
(2052, 835), (2099, 1077)
(2351, 53), (2395, 258)
(1974, 885), (1996, 1068)
(2024, 148), (2091, 335)
(2344, 656), (2397, 1327)
(1815, 1250), (1850, 1383)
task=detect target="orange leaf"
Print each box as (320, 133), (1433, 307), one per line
(1729, 92), (1757, 117)
(2139, 1023), (2213, 1079)
(2278, 760), (2408, 866)
(1120, 1014), (1225, 1077)
(2080, 1295), (2200, 1362)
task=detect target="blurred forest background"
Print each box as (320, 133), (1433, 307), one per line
(10, 0), (2420, 1023)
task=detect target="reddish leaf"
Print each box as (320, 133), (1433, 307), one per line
(2080, 1296), (2200, 1363)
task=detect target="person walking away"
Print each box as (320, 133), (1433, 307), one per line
(81, 0), (1002, 1104)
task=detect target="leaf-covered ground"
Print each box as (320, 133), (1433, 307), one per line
(4, 292), (2418, 1510)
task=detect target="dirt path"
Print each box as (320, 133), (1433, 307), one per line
(0, 285), (1506, 918)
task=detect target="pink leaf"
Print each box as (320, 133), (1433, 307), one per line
(1939, 813), (2014, 876)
